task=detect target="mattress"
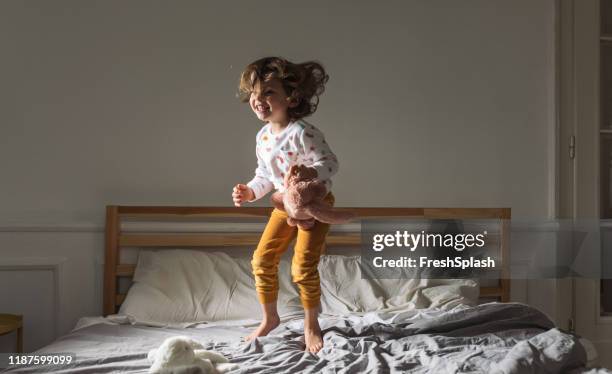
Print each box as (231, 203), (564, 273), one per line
(3, 302), (606, 374)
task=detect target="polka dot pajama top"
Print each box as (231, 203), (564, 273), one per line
(246, 119), (339, 201)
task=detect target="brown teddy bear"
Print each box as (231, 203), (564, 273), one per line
(270, 164), (355, 230)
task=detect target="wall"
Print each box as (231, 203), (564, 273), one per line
(0, 0), (557, 351)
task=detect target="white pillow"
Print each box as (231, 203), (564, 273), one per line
(118, 250), (302, 326)
(319, 255), (479, 314)
(119, 251), (479, 326)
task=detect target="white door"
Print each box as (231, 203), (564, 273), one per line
(561, 0), (612, 367)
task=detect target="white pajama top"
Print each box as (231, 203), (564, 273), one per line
(246, 119), (339, 201)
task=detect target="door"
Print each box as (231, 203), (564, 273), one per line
(561, 0), (612, 367)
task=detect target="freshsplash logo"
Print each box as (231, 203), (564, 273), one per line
(360, 219), (501, 279)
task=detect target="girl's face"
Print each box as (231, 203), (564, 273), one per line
(249, 79), (295, 124)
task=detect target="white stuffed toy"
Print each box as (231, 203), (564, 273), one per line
(147, 336), (238, 374)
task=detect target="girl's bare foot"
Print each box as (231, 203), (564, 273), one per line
(244, 302), (280, 342)
(244, 316), (280, 342)
(304, 307), (324, 353)
(304, 324), (323, 353)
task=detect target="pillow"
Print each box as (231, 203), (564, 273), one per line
(119, 251), (479, 326)
(319, 255), (479, 314)
(118, 250), (302, 326)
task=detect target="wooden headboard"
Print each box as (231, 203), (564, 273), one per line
(104, 206), (511, 316)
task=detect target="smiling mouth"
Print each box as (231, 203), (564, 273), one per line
(255, 105), (270, 115)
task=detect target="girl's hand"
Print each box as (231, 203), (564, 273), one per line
(232, 184), (255, 207)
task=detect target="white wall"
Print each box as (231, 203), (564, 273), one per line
(0, 0), (557, 351)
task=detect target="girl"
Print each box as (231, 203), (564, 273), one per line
(231, 57), (338, 354)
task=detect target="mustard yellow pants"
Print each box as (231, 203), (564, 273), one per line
(252, 192), (334, 309)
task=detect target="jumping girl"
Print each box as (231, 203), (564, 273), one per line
(231, 56), (339, 354)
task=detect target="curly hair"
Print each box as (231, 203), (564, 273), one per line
(238, 56), (329, 121)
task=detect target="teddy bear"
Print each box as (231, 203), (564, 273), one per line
(270, 164), (355, 230)
(147, 336), (238, 374)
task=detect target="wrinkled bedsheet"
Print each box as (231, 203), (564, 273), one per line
(4, 303), (608, 373)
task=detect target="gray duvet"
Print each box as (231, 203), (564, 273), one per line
(4, 303), (607, 374)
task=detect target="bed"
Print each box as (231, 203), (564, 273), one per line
(3, 206), (604, 373)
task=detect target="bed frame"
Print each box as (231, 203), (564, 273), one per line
(103, 206), (511, 316)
